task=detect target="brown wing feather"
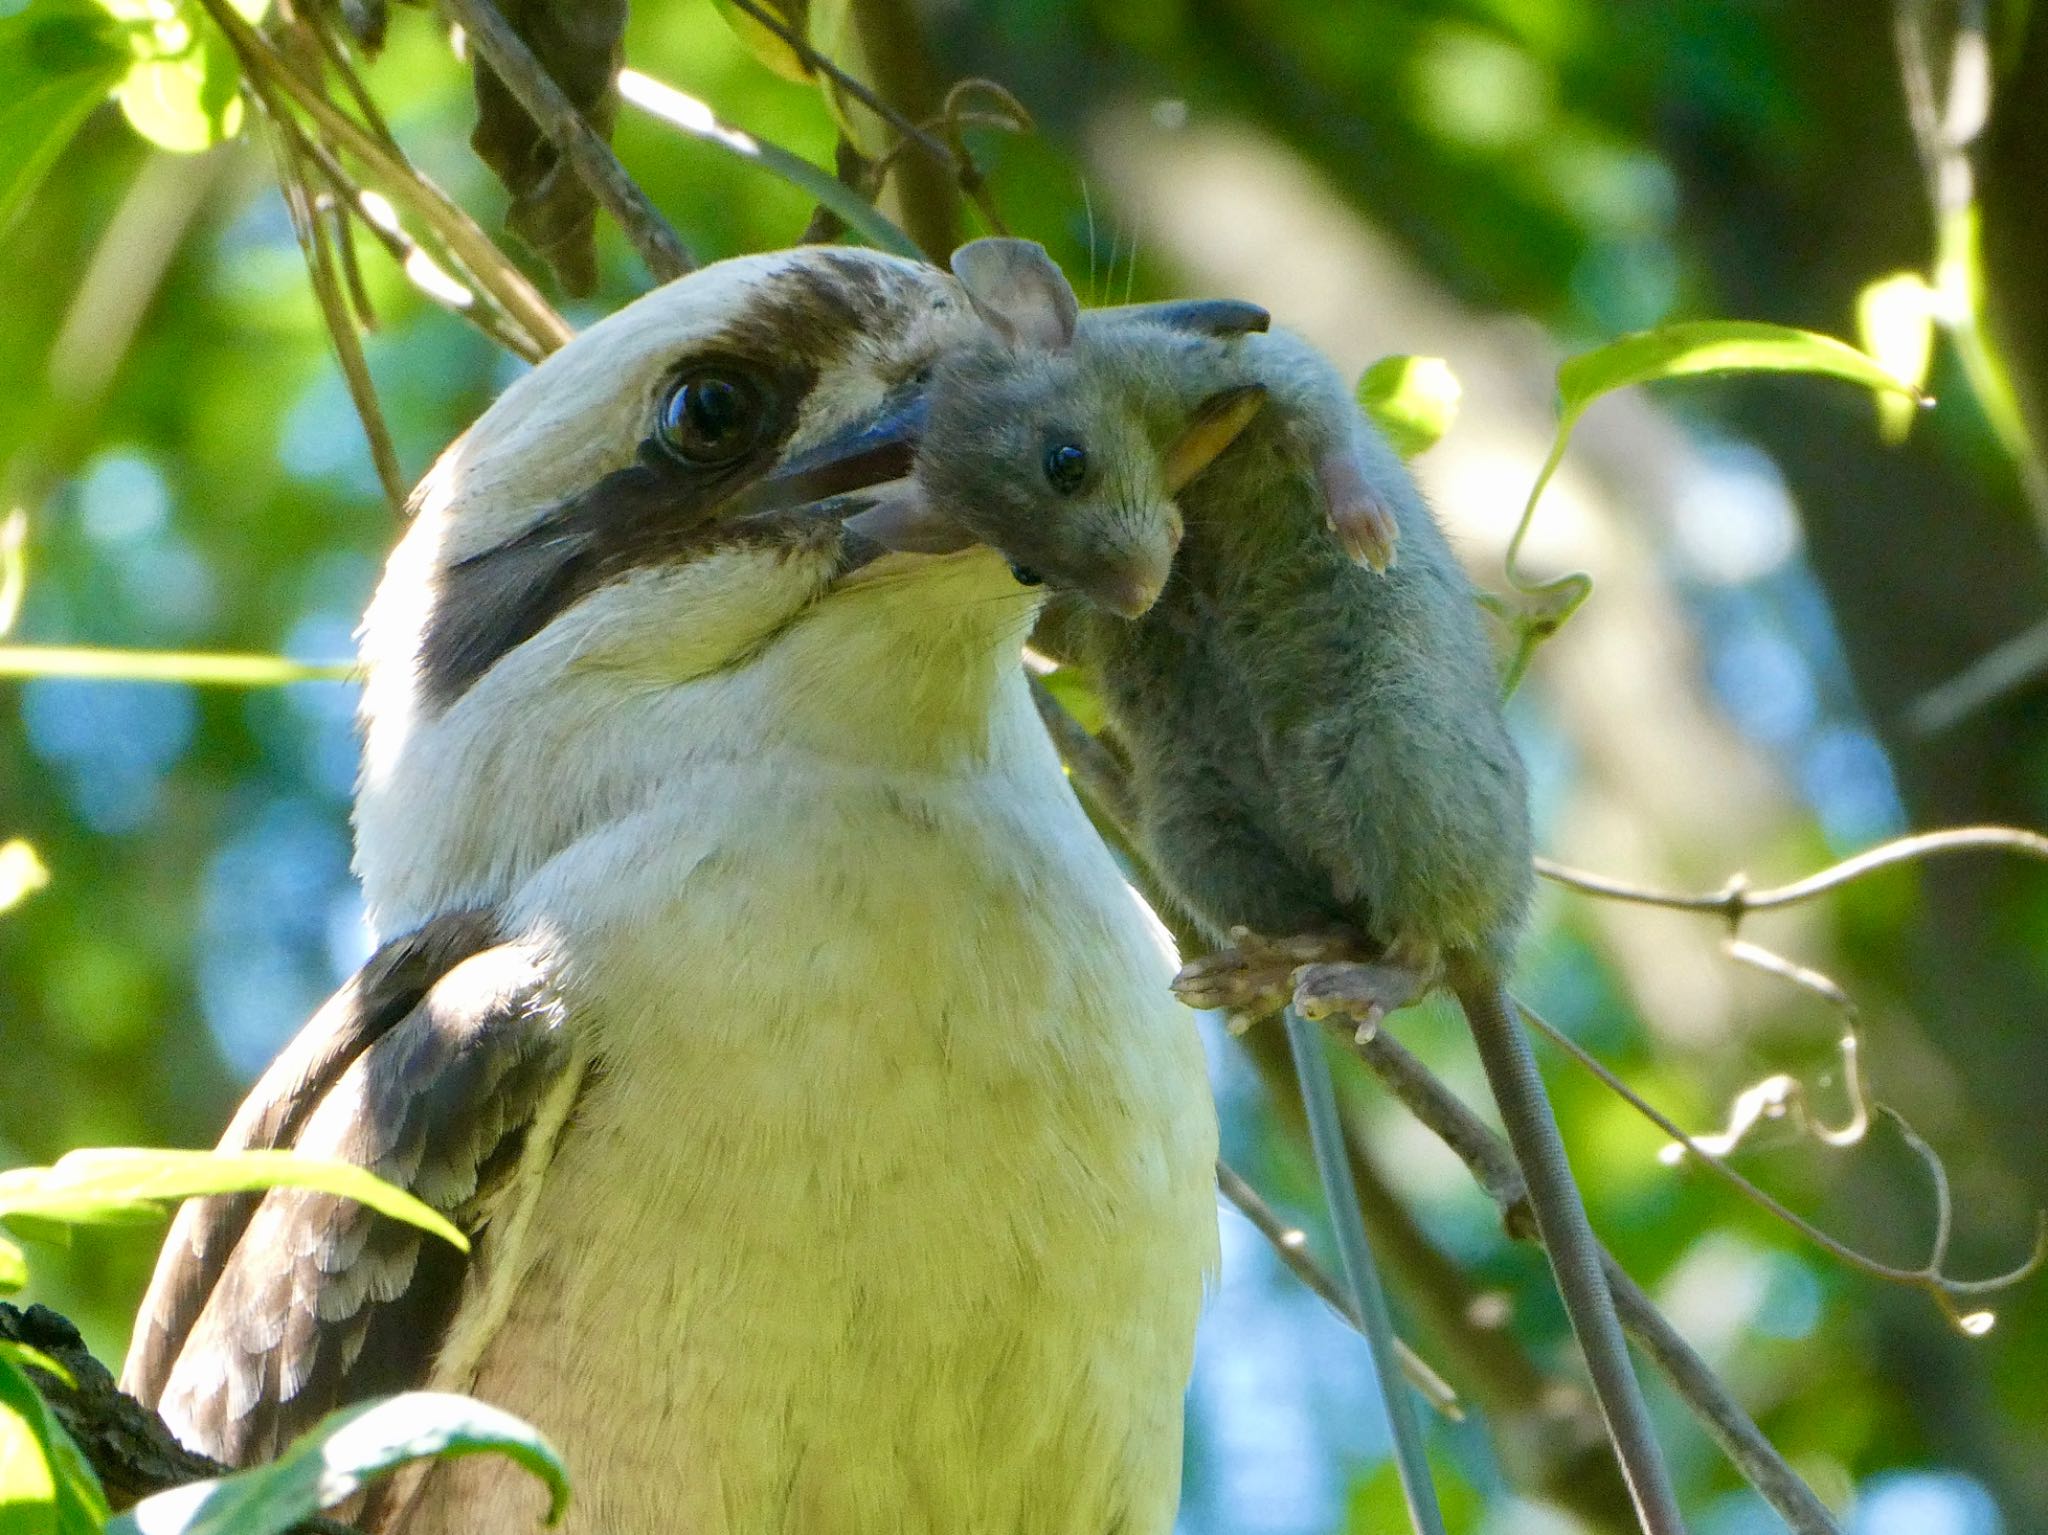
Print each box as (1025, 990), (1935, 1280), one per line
(120, 912), (499, 1408)
(121, 917), (571, 1468)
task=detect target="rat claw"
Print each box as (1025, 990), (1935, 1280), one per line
(1318, 449), (1400, 573)
(1173, 929), (1370, 1020)
(1291, 960), (1427, 1031)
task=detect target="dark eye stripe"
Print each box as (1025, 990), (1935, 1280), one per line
(416, 404), (805, 713)
(409, 257), (940, 715)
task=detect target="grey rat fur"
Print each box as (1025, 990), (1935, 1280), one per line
(893, 239), (1689, 1535)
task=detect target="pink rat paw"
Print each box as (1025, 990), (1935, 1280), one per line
(1171, 927), (1368, 1034)
(1317, 448), (1400, 574)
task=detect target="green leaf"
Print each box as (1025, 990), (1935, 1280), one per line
(114, 15), (242, 154)
(1553, 320), (1923, 412)
(0, 1354), (57, 1535)
(1499, 319), (1925, 695)
(1856, 271), (1938, 445)
(110, 1393), (569, 1535)
(0, 1351), (106, 1535)
(0, 1347), (72, 1393)
(0, 1149), (467, 1253)
(1356, 355), (1462, 458)
(0, 0), (129, 234)
(708, 0), (812, 82)
(0, 1239), (22, 1295)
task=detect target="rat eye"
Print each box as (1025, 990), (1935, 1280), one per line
(1043, 442), (1088, 495)
(657, 368), (765, 465)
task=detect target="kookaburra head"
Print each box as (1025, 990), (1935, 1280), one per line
(353, 248), (1010, 930)
(124, 246), (1219, 1535)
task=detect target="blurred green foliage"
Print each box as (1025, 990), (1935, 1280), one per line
(4, 0), (2048, 1531)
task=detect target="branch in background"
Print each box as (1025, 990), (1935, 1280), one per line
(438, 0), (694, 283)
(1518, 998), (2044, 1331)
(799, 135), (879, 244)
(719, 0), (954, 171)
(846, 0), (956, 258)
(260, 99), (408, 513)
(1535, 824), (2048, 917)
(1342, 1024), (1843, 1535)
(861, 78), (1033, 241)
(192, 0), (572, 357)
(286, 129), (546, 362)
(1907, 612), (2048, 734)
(1215, 1161), (1461, 1419)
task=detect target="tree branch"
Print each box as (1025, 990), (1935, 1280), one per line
(1340, 1025), (1842, 1534)
(437, 0), (695, 283)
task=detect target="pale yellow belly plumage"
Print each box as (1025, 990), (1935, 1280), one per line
(400, 749), (1219, 1535)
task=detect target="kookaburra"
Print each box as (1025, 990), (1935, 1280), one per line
(120, 248), (1221, 1534)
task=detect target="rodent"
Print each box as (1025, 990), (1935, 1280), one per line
(852, 238), (1689, 1535)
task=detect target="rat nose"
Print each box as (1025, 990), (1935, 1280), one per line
(1081, 525), (1178, 619)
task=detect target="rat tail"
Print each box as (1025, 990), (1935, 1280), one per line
(1451, 970), (1690, 1535)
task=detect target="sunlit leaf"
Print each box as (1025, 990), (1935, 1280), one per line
(115, 18), (242, 154)
(0, 1349), (71, 1393)
(0, 1240), (22, 1295)
(0, 1354), (57, 1535)
(0, 843), (48, 916)
(1555, 320), (1926, 411)
(0, 1349), (106, 1535)
(0, 646), (355, 685)
(0, 512), (24, 637)
(0, 1149), (467, 1253)
(1356, 355), (1462, 457)
(1856, 272), (1938, 445)
(709, 0), (812, 82)
(111, 1393), (568, 1535)
(1499, 319), (1926, 694)
(0, 0), (128, 234)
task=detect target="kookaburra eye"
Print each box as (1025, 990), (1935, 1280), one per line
(1043, 442), (1088, 494)
(658, 369), (764, 464)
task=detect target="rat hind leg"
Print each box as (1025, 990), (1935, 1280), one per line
(1136, 748), (1362, 1026)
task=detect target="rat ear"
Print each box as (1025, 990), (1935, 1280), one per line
(949, 239), (1079, 351)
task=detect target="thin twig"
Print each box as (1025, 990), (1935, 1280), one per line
(437, 0), (694, 283)
(1535, 825), (2048, 918)
(290, 133), (543, 362)
(298, 8), (399, 151)
(720, 0), (954, 169)
(1028, 675), (1137, 833)
(1602, 1265), (1837, 1535)
(261, 101), (407, 511)
(192, 0), (572, 356)
(1908, 613), (2048, 734)
(1516, 998), (2045, 1324)
(1215, 1162), (1461, 1419)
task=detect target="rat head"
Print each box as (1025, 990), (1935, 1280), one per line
(906, 239), (1267, 619)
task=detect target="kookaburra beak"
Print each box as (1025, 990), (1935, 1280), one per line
(730, 383), (932, 525)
